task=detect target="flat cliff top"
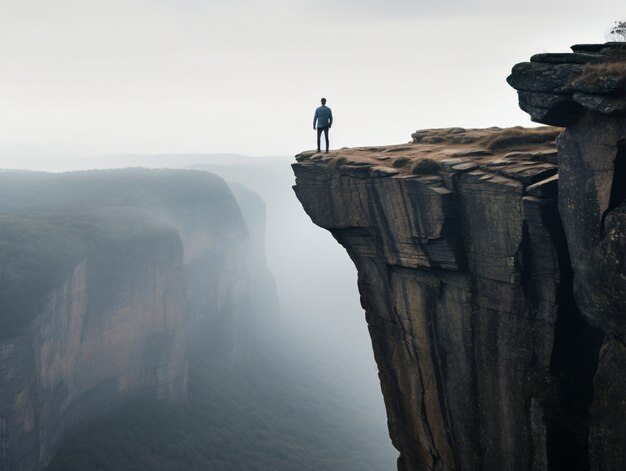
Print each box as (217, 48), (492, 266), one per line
(295, 126), (560, 189)
(293, 42), (626, 471)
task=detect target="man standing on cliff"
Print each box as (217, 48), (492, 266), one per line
(313, 98), (333, 153)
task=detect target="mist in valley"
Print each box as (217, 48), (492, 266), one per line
(0, 158), (397, 470)
(2, 2), (624, 470)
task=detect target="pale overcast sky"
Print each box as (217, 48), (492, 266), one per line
(0, 1), (622, 168)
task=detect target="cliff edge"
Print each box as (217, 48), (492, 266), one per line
(293, 43), (625, 470)
(508, 43), (626, 470)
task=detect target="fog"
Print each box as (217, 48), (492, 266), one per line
(191, 157), (375, 362)
(65, 153), (398, 467)
(1, 0), (623, 167)
(0, 161), (396, 469)
(191, 156), (398, 466)
(0, 163), (395, 469)
(2, 0), (625, 469)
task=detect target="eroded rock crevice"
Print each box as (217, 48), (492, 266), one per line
(510, 44), (626, 469)
(294, 127), (565, 469)
(294, 42), (625, 470)
(547, 262), (604, 470)
(602, 138), (626, 233)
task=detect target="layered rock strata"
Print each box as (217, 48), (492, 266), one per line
(293, 128), (566, 470)
(507, 42), (626, 125)
(0, 169), (254, 470)
(294, 91), (624, 471)
(509, 43), (626, 471)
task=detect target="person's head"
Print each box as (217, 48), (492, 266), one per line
(321, 98), (327, 105)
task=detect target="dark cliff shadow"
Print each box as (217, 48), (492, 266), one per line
(601, 138), (626, 234)
(547, 221), (604, 470)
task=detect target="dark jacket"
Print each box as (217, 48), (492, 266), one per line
(313, 105), (333, 128)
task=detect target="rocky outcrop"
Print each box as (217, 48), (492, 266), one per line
(509, 43), (626, 471)
(507, 43), (626, 125)
(0, 169), (257, 470)
(294, 44), (625, 470)
(293, 129), (569, 470)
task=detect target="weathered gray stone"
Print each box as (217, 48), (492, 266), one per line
(557, 113), (626, 337)
(370, 166), (400, 177)
(296, 48), (626, 467)
(450, 162), (478, 172)
(518, 90), (571, 108)
(517, 91), (585, 126)
(564, 75), (626, 94)
(510, 44), (626, 122)
(507, 62), (583, 93)
(508, 43), (626, 471)
(572, 92), (626, 114)
(526, 174), (558, 198)
(571, 42), (626, 56)
(531, 52), (605, 64)
(293, 129), (564, 470)
(503, 150), (559, 164)
(589, 339), (626, 470)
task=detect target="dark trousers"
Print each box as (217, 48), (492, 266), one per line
(317, 126), (329, 152)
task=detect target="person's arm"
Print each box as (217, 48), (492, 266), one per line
(329, 110), (333, 128)
(313, 110), (318, 130)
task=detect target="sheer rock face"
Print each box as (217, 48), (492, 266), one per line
(1, 236), (188, 470)
(293, 129), (570, 470)
(0, 234), (187, 471)
(294, 92), (624, 469)
(0, 170), (253, 471)
(292, 42), (625, 471)
(510, 43), (626, 471)
(507, 43), (626, 125)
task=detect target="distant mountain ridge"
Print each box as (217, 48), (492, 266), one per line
(77, 153), (290, 170)
(0, 168), (277, 471)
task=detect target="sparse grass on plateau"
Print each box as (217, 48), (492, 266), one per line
(481, 126), (562, 151)
(578, 61), (626, 83)
(411, 158), (440, 175)
(411, 128), (480, 145)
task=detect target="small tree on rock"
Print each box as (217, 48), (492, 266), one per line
(606, 20), (626, 41)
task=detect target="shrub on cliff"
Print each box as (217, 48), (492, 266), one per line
(411, 158), (440, 175)
(578, 61), (626, 86)
(606, 20), (626, 41)
(392, 157), (412, 168)
(482, 126), (561, 151)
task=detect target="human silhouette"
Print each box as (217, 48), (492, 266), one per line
(313, 98), (333, 153)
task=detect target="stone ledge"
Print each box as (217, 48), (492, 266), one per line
(508, 42), (626, 125)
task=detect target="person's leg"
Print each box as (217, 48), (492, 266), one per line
(324, 127), (329, 152)
(316, 128), (322, 152)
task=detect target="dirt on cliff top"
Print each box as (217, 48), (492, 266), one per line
(295, 126), (562, 176)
